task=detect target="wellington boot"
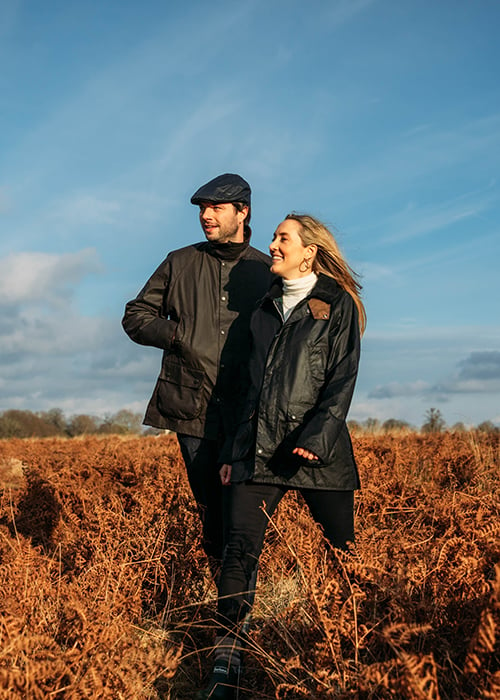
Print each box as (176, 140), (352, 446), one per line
(195, 664), (240, 699)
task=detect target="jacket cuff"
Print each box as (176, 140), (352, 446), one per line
(218, 436), (234, 465)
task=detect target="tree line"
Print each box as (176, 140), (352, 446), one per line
(348, 407), (499, 435)
(0, 406), (497, 439)
(0, 408), (150, 439)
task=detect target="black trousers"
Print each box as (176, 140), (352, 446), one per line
(218, 481), (354, 625)
(177, 434), (230, 563)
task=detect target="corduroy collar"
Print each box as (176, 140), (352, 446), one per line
(264, 273), (341, 304)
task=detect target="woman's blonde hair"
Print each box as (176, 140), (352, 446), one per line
(285, 213), (366, 335)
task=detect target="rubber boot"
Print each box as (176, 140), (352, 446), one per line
(196, 663), (240, 699)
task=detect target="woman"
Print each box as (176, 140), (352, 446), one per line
(197, 214), (366, 699)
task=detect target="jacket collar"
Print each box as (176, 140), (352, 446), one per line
(206, 239), (250, 261)
(264, 273), (341, 305)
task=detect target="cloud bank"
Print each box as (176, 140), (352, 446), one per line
(0, 249), (158, 417)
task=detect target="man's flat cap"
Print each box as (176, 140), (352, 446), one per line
(190, 173), (251, 206)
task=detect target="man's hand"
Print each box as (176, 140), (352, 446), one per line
(292, 447), (319, 461)
(220, 464), (232, 485)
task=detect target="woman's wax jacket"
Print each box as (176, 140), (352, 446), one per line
(230, 273), (361, 491)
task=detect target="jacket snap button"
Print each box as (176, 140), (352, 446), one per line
(257, 448), (263, 454)
(291, 415), (296, 420)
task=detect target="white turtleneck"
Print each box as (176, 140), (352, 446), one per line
(282, 272), (318, 321)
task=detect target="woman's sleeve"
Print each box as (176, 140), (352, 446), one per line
(296, 294), (360, 463)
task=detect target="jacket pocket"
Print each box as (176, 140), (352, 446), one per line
(286, 403), (313, 426)
(157, 362), (204, 420)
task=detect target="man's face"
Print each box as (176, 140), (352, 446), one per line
(198, 202), (247, 243)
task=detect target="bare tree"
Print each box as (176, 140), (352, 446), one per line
(421, 408), (446, 434)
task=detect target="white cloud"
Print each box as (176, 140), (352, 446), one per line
(47, 189), (171, 235)
(368, 380), (431, 399)
(428, 352), (500, 396)
(0, 331), (159, 417)
(358, 261), (397, 282)
(458, 351), (500, 381)
(0, 245), (160, 417)
(380, 190), (498, 244)
(364, 349), (500, 416)
(330, 113), (500, 205)
(0, 249), (101, 306)
(50, 194), (121, 226)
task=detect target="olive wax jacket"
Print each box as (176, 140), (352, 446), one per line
(122, 241), (273, 438)
(230, 274), (361, 490)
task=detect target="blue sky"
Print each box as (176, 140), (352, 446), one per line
(1, 0), (499, 428)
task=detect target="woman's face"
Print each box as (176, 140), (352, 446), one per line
(269, 219), (316, 279)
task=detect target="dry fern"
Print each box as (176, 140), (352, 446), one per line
(0, 432), (498, 698)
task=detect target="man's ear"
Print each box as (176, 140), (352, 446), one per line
(237, 205), (249, 224)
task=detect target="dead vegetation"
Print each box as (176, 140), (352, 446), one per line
(0, 432), (498, 699)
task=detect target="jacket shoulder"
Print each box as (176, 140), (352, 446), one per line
(245, 245), (272, 265)
(155, 242), (209, 270)
(312, 274), (350, 304)
(309, 276), (358, 329)
(165, 242), (209, 260)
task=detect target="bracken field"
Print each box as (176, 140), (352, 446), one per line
(0, 432), (499, 699)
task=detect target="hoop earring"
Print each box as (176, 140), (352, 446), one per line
(299, 258), (311, 273)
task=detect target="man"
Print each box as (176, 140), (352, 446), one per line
(122, 173), (273, 574)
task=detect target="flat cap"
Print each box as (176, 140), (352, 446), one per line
(190, 173), (251, 206)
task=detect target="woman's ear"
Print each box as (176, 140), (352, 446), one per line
(307, 244), (318, 260)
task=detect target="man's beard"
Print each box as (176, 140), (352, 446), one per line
(204, 221), (240, 243)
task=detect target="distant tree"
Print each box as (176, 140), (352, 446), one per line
(421, 408), (446, 434)
(98, 410), (143, 435)
(477, 420), (499, 434)
(347, 419), (362, 435)
(68, 414), (100, 436)
(363, 417), (381, 434)
(382, 418), (413, 434)
(38, 408), (67, 435)
(0, 410), (59, 438)
(0, 411), (23, 438)
(450, 421), (467, 433)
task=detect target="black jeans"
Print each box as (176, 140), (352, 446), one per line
(218, 482), (354, 625)
(177, 434), (230, 564)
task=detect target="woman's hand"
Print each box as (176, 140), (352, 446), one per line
(220, 464), (232, 485)
(293, 447), (319, 462)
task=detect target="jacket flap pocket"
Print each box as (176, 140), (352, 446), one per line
(164, 363), (204, 389)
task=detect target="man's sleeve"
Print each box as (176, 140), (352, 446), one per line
(122, 256), (178, 350)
